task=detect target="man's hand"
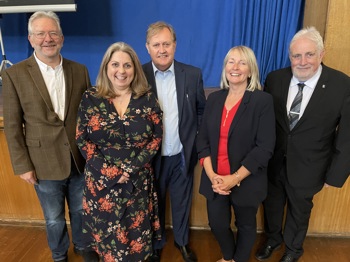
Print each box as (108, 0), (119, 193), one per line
(19, 171), (38, 185)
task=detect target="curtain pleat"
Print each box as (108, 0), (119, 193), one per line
(1, 0), (304, 87)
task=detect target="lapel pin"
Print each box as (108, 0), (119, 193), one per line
(322, 85), (326, 88)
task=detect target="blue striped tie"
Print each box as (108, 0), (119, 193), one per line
(289, 83), (305, 130)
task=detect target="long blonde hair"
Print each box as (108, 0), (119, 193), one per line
(220, 46), (261, 91)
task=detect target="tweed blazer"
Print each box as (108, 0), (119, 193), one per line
(2, 55), (91, 180)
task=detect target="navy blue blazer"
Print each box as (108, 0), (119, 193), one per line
(142, 60), (206, 176)
(265, 64), (350, 188)
(197, 89), (276, 206)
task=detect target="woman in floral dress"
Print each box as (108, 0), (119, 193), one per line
(76, 42), (162, 262)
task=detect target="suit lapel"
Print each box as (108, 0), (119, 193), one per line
(174, 61), (186, 123)
(270, 68), (293, 133)
(281, 76), (292, 131)
(144, 62), (158, 96)
(27, 56), (55, 112)
(296, 66), (329, 127)
(210, 91), (227, 158)
(63, 59), (73, 120)
(228, 90), (250, 136)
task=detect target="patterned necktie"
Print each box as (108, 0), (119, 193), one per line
(289, 83), (305, 130)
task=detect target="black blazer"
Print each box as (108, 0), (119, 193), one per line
(265, 64), (350, 188)
(142, 60), (206, 175)
(197, 89), (276, 206)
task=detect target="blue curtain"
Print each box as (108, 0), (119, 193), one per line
(0, 0), (304, 87)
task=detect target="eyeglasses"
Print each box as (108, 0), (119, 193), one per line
(32, 31), (62, 40)
(290, 52), (317, 61)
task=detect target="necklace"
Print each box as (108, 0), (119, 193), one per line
(223, 107), (231, 127)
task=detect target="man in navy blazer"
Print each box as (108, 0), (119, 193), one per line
(143, 21), (206, 262)
(255, 27), (350, 262)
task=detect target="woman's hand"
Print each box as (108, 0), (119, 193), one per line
(118, 172), (130, 184)
(212, 174), (240, 195)
(212, 175), (231, 195)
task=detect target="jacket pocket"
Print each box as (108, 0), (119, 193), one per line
(26, 139), (41, 147)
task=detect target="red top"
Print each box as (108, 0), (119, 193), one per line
(200, 99), (242, 176)
(217, 99), (242, 175)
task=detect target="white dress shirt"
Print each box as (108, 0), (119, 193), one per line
(153, 62), (183, 156)
(34, 52), (66, 121)
(287, 65), (322, 119)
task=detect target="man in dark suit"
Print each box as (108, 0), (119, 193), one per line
(255, 27), (350, 262)
(2, 11), (90, 262)
(143, 21), (206, 262)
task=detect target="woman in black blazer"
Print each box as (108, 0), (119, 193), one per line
(197, 46), (276, 262)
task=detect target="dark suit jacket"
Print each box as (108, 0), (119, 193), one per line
(2, 55), (91, 180)
(197, 89), (276, 206)
(265, 64), (350, 188)
(143, 60), (206, 176)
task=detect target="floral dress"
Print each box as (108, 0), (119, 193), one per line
(76, 87), (162, 262)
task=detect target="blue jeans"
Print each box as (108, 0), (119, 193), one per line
(34, 164), (84, 261)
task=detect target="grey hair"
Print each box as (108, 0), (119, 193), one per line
(28, 11), (62, 35)
(289, 26), (324, 54)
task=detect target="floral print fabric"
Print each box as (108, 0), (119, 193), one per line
(76, 87), (162, 261)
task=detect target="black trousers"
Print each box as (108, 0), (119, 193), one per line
(207, 194), (259, 262)
(263, 162), (323, 258)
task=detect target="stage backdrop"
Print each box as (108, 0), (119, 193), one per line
(0, 0), (304, 87)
